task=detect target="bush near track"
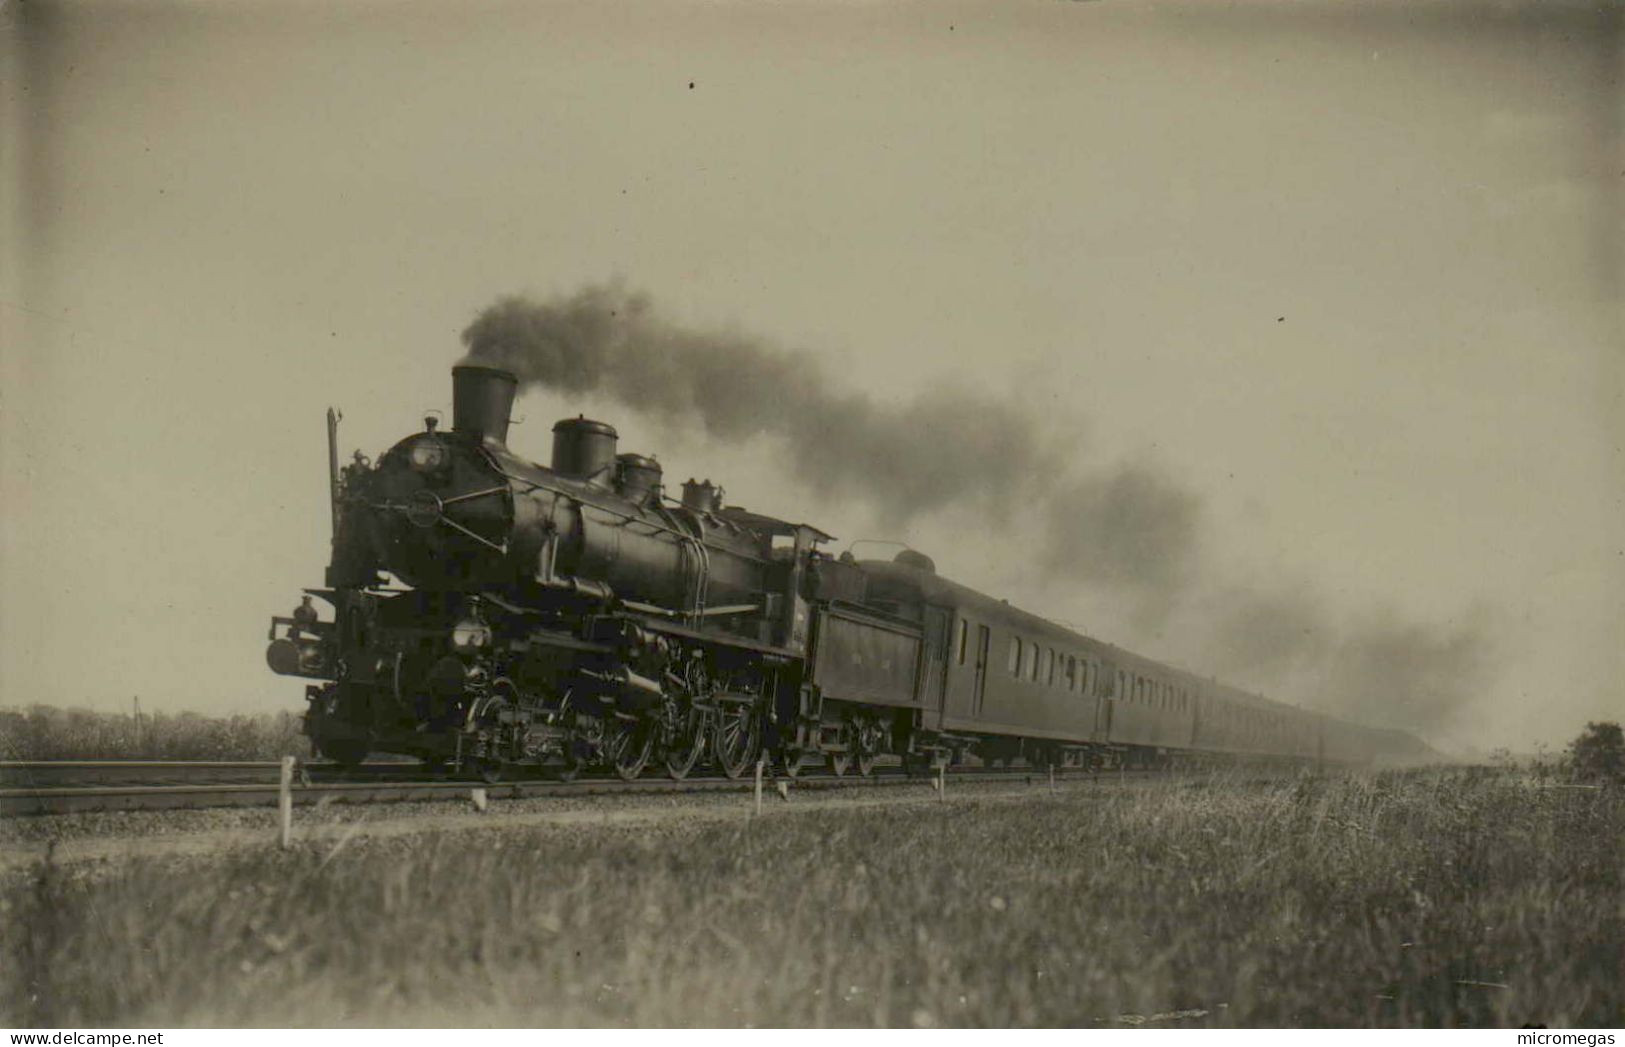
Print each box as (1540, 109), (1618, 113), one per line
(6, 768), (1620, 1028)
(0, 705), (310, 761)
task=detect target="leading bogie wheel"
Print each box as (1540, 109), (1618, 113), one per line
(318, 739), (370, 771)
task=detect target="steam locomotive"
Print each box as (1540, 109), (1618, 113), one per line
(265, 362), (1434, 780)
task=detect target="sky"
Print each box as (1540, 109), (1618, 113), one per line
(2, 0), (1620, 755)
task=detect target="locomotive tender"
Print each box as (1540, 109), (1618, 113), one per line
(265, 361), (1432, 780)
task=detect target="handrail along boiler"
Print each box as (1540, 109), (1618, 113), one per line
(266, 361), (1432, 780)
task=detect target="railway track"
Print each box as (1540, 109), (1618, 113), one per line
(0, 759), (422, 788)
(0, 760), (1117, 816)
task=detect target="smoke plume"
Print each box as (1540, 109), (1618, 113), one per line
(1194, 583), (1495, 737)
(464, 283), (1203, 609)
(462, 282), (1491, 740)
(465, 286), (1055, 518)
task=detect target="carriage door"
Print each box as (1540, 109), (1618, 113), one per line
(917, 606), (952, 730)
(1093, 662), (1115, 742)
(972, 624), (991, 717)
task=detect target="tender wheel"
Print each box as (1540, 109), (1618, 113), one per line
(608, 719), (654, 781)
(475, 758), (504, 785)
(855, 748), (877, 778)
(826, 722), (853, 776)
(712, 703), (761, 780)
(780, 749), (805, 779)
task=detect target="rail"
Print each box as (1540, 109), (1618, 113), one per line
(0, 761), (1143, 816)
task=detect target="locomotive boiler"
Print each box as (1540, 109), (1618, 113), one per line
(267, 359), (1436, 782)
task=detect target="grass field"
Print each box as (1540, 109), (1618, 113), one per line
(5, 768), (1620, 1027)
(0, 705), (311, 761)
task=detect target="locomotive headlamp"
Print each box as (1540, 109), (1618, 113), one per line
(450, 618), (492, 652)
(409, 439), (448, 473)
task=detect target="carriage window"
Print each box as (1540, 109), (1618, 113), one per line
(1030, 644), (1041, 682)
(1045, 648), (1056, 685)
(1116, 670), (1125, 700)
(957, 619), (968, 665)
(1065, 656), (1077, 691)
(1008, 637), (1021, 676)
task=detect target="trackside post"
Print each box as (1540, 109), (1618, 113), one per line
(279, 755), (295, 848)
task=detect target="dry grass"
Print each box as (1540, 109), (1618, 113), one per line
(4, 768), (1620, 1027)
(0, 705), (311, 761)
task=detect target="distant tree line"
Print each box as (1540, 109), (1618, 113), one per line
(1568, 721), (1624, 784)
(0, 704), (312, 761)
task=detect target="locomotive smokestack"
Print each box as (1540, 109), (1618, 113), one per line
(452, 362), (517, 445)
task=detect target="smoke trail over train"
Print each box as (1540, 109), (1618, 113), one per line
(461, 282), (1491, 739)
